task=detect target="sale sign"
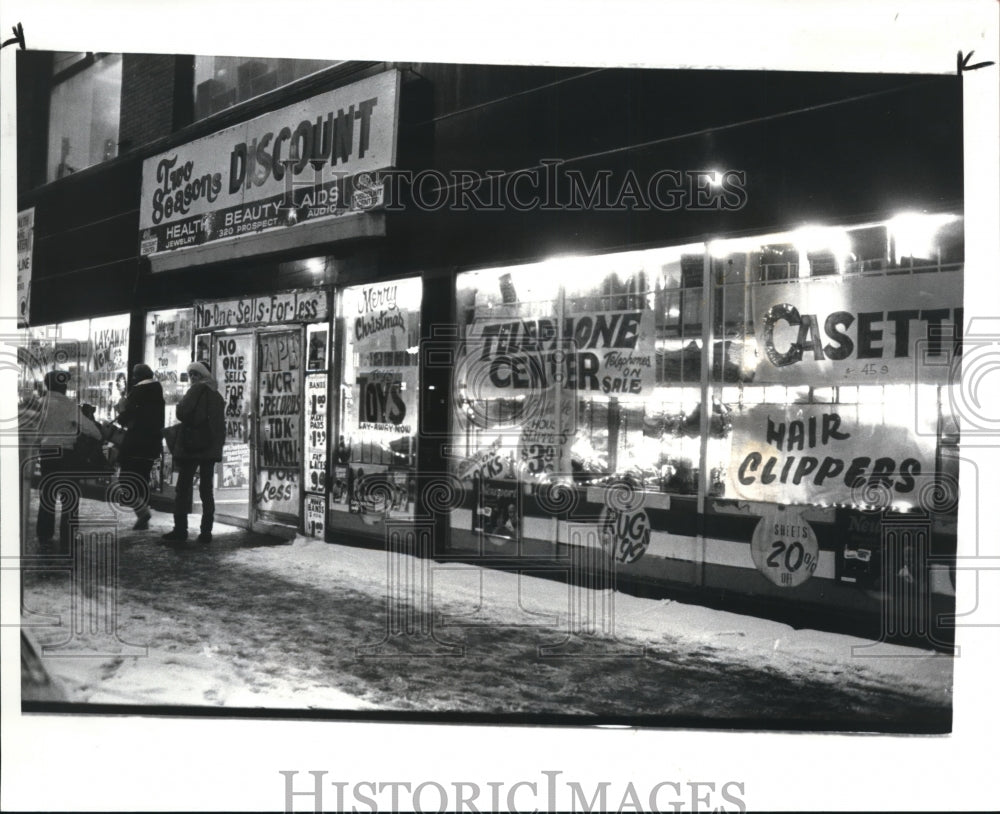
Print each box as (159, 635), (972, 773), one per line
(750, 506), (819, 587)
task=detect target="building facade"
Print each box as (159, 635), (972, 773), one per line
(16, 52), (964, 642)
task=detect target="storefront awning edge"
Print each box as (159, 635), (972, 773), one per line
(147, 213), (386, 274)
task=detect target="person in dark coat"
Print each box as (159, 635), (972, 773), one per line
(163, 361), (226, 544)
(114, 363), (166, 530)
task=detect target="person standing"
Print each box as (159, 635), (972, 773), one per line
(114, 363), (165, 530)
(163, 362), (225, 544)
(28, 370), (102, 548)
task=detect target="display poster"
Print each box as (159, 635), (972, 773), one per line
(473, 477), (521, 541)
(750, 506), (819, 588)
(330, 464), (350, 509)
(751, 272), (962, 386)
(348, 464), (411, 520)
(215, 333), (254, 489)
(726, 403), (937, 506)
(255, 331), (301, 521)
(139, 70), (400, 256)
(17, 208), (34, 327)
(194, 289), (328, 330)
(343, 280), (421, 471)
(88, 318), (130, 421)
(305, 374), (328, 493)
(306, 324), (329, 371)
(462, 307), (656, 402)
(305, 495), (326, 538)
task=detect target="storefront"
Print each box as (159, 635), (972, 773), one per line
(16, 57), (964, 640)
(128, 68), (402, 535)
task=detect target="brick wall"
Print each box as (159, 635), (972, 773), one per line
(119, 54), (194, 153)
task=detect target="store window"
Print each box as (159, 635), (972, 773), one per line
(709, 215), (963, 512)
(144, 308), (194, 495)
(47, 53), (122, 182)
(332, 278), (422, 526)
(194, 55), (341, 120)
(452, 246), (716, 517)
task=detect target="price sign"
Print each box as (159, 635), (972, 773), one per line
(750, 506), (819, 588)
(599, 506), (651, 564)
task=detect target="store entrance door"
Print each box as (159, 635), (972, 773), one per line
(251, 328), (304, 534)
(209, 331), (255, 526)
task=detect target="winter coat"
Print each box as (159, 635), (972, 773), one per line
(116, 378), (166, 460)
(27, 391), (102, 451)
(173, 378), (226, 462)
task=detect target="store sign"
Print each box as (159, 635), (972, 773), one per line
(464, 308), (656, 400)
(138, 70), (400, 256)
(194, 289), (328, 330)
(726, 403), (936, 506)
(751, 272), (961, 385)
(750, 506), (819, 588)
(17, 208), (34, 326)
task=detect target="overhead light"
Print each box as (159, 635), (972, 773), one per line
(888, 212), (959, 259)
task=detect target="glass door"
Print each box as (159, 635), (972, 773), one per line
(253, 328), (304, 531)
(210, 331), (255, 524)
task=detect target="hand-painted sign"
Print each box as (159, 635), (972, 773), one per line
(599, 505), (651, 564)
(464, 308), (656, 399)
(194, 289), (328, 330)
(17, 208), (34, 326)
(750, 506), (819, 587)
(139, 70), (399, 255)
(726, 403), (936, 507)
(751, 272), (961, 385)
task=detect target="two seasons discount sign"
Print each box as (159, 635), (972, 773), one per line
(138, 70), (400, 256)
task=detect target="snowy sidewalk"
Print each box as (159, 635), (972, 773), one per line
(19, 497), (952, 730)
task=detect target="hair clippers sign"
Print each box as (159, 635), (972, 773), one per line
(138, 70), (400, 256)
(751, 272), (962, 386)
(726, 403), (936, 507)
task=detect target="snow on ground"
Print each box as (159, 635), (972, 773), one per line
(20, 499), (952, 726)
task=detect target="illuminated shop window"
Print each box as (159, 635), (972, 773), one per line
(453, 213), (962, 510)
(453, 246), (710, 498)
(193, 55), (342, 120)
(144, 308), (194, 494)
(46, 53), (122, 182)
(333, 278), (422, 522)
(709, 215), (963, 510)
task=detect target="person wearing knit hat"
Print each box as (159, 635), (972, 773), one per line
(163, 359), (226, 545)
(114, 363), (166, 529)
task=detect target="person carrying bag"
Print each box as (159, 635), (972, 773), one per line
(162, 362), (226, 545)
